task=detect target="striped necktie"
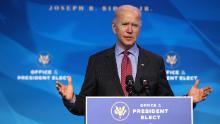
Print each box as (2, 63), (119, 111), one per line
(121, 50), (132, 96)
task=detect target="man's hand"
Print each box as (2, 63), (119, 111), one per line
(56, 76), (74, 101)
(188, 80), (212, 103)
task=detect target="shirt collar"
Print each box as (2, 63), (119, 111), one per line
(115, 42), (139, 56)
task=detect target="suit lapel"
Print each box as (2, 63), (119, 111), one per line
(135, 48), (151, 90)
(105, 47), (124, 96)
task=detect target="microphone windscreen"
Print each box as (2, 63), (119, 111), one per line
(126, 75), (134, 85)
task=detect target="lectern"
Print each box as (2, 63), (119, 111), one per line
(86, 97), (192, 124)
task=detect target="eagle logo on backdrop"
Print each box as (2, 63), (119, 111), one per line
(38, 53), (50, 66)
(111, 101), (130, 122)
(166, 55), (177, 66)
(165, 51), (180, 69)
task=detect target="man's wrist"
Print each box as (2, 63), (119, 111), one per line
(68, 94), (76, 103)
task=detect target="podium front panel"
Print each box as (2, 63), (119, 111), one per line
(86, 97), (193, 124)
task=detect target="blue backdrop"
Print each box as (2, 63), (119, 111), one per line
(0, 0), (220, 124)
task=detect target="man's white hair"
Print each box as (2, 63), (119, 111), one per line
(113, 5), (142, 24)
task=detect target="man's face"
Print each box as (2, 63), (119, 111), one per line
(112, 10), (141, 49)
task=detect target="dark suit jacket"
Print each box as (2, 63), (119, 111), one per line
(63, 46), (174, 115)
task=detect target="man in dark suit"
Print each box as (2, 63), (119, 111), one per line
(56, 5), (212, 116)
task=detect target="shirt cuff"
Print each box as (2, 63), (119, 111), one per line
(69, 94), (76, 103)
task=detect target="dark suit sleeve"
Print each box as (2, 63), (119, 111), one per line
(155, 58), (174, 96)
(63, 56), (97, 115)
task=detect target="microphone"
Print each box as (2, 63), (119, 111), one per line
(126, 75), (136, 96)
(141, 79), (150, 96)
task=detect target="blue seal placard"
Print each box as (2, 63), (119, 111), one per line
(86, 97), (193, 124)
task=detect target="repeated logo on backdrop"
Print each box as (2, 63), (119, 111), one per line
(38, 53), (50, 66)
(17, 52), (69, 81)
(164, 51), (198, 81)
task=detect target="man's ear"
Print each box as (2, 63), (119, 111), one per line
(112, 23), (116, 34)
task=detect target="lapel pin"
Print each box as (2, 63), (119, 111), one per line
(141, 64), (144, 67)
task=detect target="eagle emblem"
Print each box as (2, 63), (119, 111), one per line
(38, 54), (50, 65)
(111, 101), (130, 121)
(166, 55), (177, 67)
(165, 51), (180, 68)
